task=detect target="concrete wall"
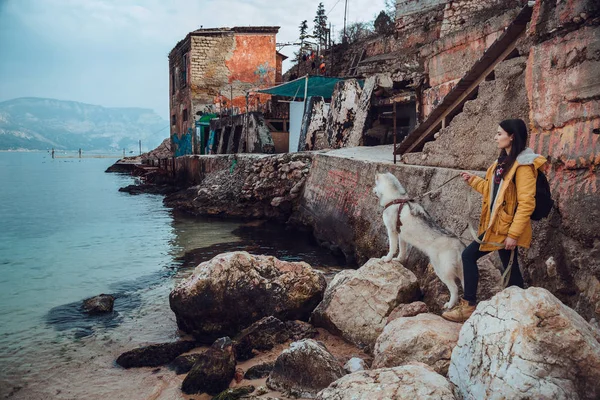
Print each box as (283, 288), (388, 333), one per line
(294, 151), (475, 265)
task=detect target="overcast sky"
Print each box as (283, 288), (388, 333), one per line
(0, 0), (387, 119)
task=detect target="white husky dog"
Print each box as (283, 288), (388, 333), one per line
(373, 172), (465, 309)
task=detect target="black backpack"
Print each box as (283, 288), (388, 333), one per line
(514, 169), (554, 220)
(530, 171), (554, 220)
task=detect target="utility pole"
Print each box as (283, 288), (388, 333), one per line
(343, 0), (348, 43)
(139, 140), (142, 155)
(329, 23), (334, 76)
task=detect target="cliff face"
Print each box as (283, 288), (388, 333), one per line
(0, 97), (168, 151)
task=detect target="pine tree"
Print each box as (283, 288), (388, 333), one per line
(299, 20), (309, 42)
(294, 20), (309, 65)
(313, 2), (328, 47)
(374, 10), (394, 35)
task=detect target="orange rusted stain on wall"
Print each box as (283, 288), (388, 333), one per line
(216, 33), (277, 113)
(526, 22), (600, 198)
(226, 34), (276, 86)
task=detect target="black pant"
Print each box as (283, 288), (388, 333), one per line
(462, 236), (524, 303)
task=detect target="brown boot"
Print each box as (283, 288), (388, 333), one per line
(441, 298), (476, 323)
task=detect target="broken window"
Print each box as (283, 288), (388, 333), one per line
(183, 109), (188, 122)
(180, 54), (188, 88)
(171, 69), (175, 94)
(171, 114), (177, 126)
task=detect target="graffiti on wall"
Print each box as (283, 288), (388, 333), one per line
(304, 158), (374, 219)
(171, 129), (193, 157)
(254, 62), (275, 85)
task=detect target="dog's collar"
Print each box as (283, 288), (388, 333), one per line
(383, 198), (410, 210)
(384, 199), (410, 232)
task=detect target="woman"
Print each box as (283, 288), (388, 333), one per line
(441, 119), (547, 323)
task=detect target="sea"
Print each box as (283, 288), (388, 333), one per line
(0, 151), (343, 399)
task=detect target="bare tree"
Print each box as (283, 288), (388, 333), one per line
(340, 21), (374, 44)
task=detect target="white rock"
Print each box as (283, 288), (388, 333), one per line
(449, 287), (600, 400)
(311, 258), (420, 350)
(373, 313), (461, 375)
(316, 363), (456, 400)
(343, 357), (365, 373)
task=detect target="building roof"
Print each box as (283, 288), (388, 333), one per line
(276, 52), (289, 61)
(190, 26), (280, 35)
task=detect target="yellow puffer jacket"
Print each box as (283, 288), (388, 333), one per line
(468, 148), (547, 251)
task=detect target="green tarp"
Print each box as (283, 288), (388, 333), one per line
(257, 75), (347, 100)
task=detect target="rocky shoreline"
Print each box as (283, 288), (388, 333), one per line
(112, 251), (600, 399)
(105, 147), (600, 398)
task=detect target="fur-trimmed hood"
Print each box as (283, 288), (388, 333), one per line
(516, 147), (547, 169)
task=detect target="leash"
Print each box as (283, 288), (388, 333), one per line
(413, 174), (461, 200)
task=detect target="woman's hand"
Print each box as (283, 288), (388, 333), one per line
(460, 172), (473, 182)
(504, 237), (517, 250)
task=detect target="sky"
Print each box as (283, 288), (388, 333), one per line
(0, 0), (388, 119)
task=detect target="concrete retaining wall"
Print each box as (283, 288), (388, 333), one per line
(292, 149), (478, 265)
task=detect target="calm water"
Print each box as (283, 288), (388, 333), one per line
(0, 152), (342, 399)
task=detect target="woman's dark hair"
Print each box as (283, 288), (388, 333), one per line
(498, 118), (528, 176)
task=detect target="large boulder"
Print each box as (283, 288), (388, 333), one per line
(116, 341), (196, 368)
(181, 337), (236, 395)
(316, 363), (456, 400)
(311, 258), (420, 350)
(372, 313), (461, 375)
(170, 252), (327, 342)
(449, 287), (600, 400)
(266, 339), (345, 398)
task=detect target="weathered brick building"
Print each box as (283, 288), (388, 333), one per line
(168, 26), (281, 155)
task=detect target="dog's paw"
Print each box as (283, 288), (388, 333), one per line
(381, 255), (393, 262)
(443, 301), (456, 310)
(392, 256), (405, 263)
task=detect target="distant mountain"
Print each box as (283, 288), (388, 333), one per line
(0, 97), (169, 151)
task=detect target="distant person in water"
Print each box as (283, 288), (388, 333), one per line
(51, 148), (55, 159)
(78, 148), (82, 158)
